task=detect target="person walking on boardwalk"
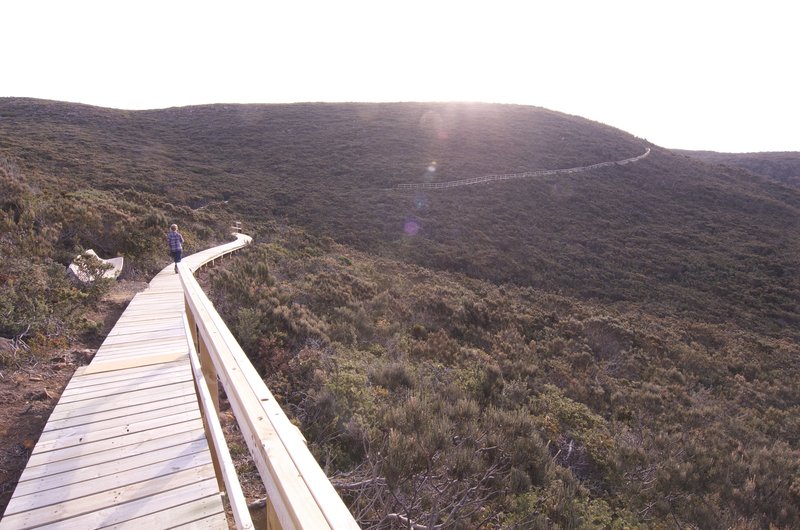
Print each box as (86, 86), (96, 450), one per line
(167, 223), (185, 273)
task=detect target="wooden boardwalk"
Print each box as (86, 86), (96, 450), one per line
(1, 235), (251, 529)
(393, 147), (651, 190)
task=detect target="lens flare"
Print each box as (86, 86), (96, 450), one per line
(404, 218), (421, 236)
(423, 161), (438, 183)
(419, 111), (448, 140)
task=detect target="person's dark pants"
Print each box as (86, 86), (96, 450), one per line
(171, 250), (182, 271)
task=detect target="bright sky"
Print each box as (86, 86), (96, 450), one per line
(3, 0), (798, 152)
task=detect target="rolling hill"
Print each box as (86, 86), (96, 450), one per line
(2, 98), (798, 338)
(677, 149), (800, 188)
(1, 98), (799, 528)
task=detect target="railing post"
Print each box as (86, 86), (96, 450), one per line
(185, 298), (198, 348)
(266, 501), (281, 530)
(184, 295), (223, 494)
(198, 337), (220, 415)
(197, 356), (226, 496)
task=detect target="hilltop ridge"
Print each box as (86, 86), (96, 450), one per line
(677, 149), (800, 188)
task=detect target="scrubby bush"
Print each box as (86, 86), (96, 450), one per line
(0, 154), (228, 366)
(206, 235), (800, 529)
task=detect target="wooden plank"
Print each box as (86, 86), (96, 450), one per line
(25, 419), (205, 467)
(60, 362), (188, 391)
(96, 336), (187, 355)
(108, 318), (184, 332)
(12, 455), (213, 513)
(122, 296), (184, 307)
(11, 439), (212, 498)
(123, 296), (184, 307)
(104, 323), (183, 338)
(30, 485), (225, 530)
(107, 317), (184, 336)
(122, 293), (182, 302)
(122, 294), (181, 303)
(130, 287), (184, 295)
(127, 286), (183, 295)
(144, 283), (180, 290)
(101, 320), (182, 333)
(79, 353), (189, 375)
(31, 409), (202, 454)
(147, 277), (185, 286)
(93, 349), (189, 364)
(65, 360), (187, 386)
(95, 339), (187, 354)
(99, 317), (184, 331)
(102, 327), (186, 346)
(114, 306), (186, 318)
(44, 392), (199, 432)
(98, 496), (226, 529)
(36, 401), (200, 445)
(124, 295), (182, 305)
(48, 381), (193, 423)
(88, 350), (189, 368)
(59, 366), (192, 401)
(121, 301), (183, 313)
(1, 467), (220, 529)
(92, 350), (188, 365)
(111, 310), (183, 322)
(49, 379), (195, 420)
(137, 283), (184, 289)
(51, 378), (194, 419)
(19, 427), (207, 482)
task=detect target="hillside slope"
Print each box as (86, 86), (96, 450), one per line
(1, 98), (799, 528)
(204, 231), (800, 528)
(677, 149), (800, 188)
(2, 98), (798, 338)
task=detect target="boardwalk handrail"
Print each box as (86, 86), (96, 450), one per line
(184, 313), (254, 530)
(180, 233), (360, 529)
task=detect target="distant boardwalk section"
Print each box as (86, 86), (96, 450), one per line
(395, 147), (651, 190)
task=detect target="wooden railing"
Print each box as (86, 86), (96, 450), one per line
(179, 230), (360, 530)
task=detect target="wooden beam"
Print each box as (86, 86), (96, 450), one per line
(81, 352), (189, 374)
(184, 314), (254, 530)
(180, 265), (360, 529)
